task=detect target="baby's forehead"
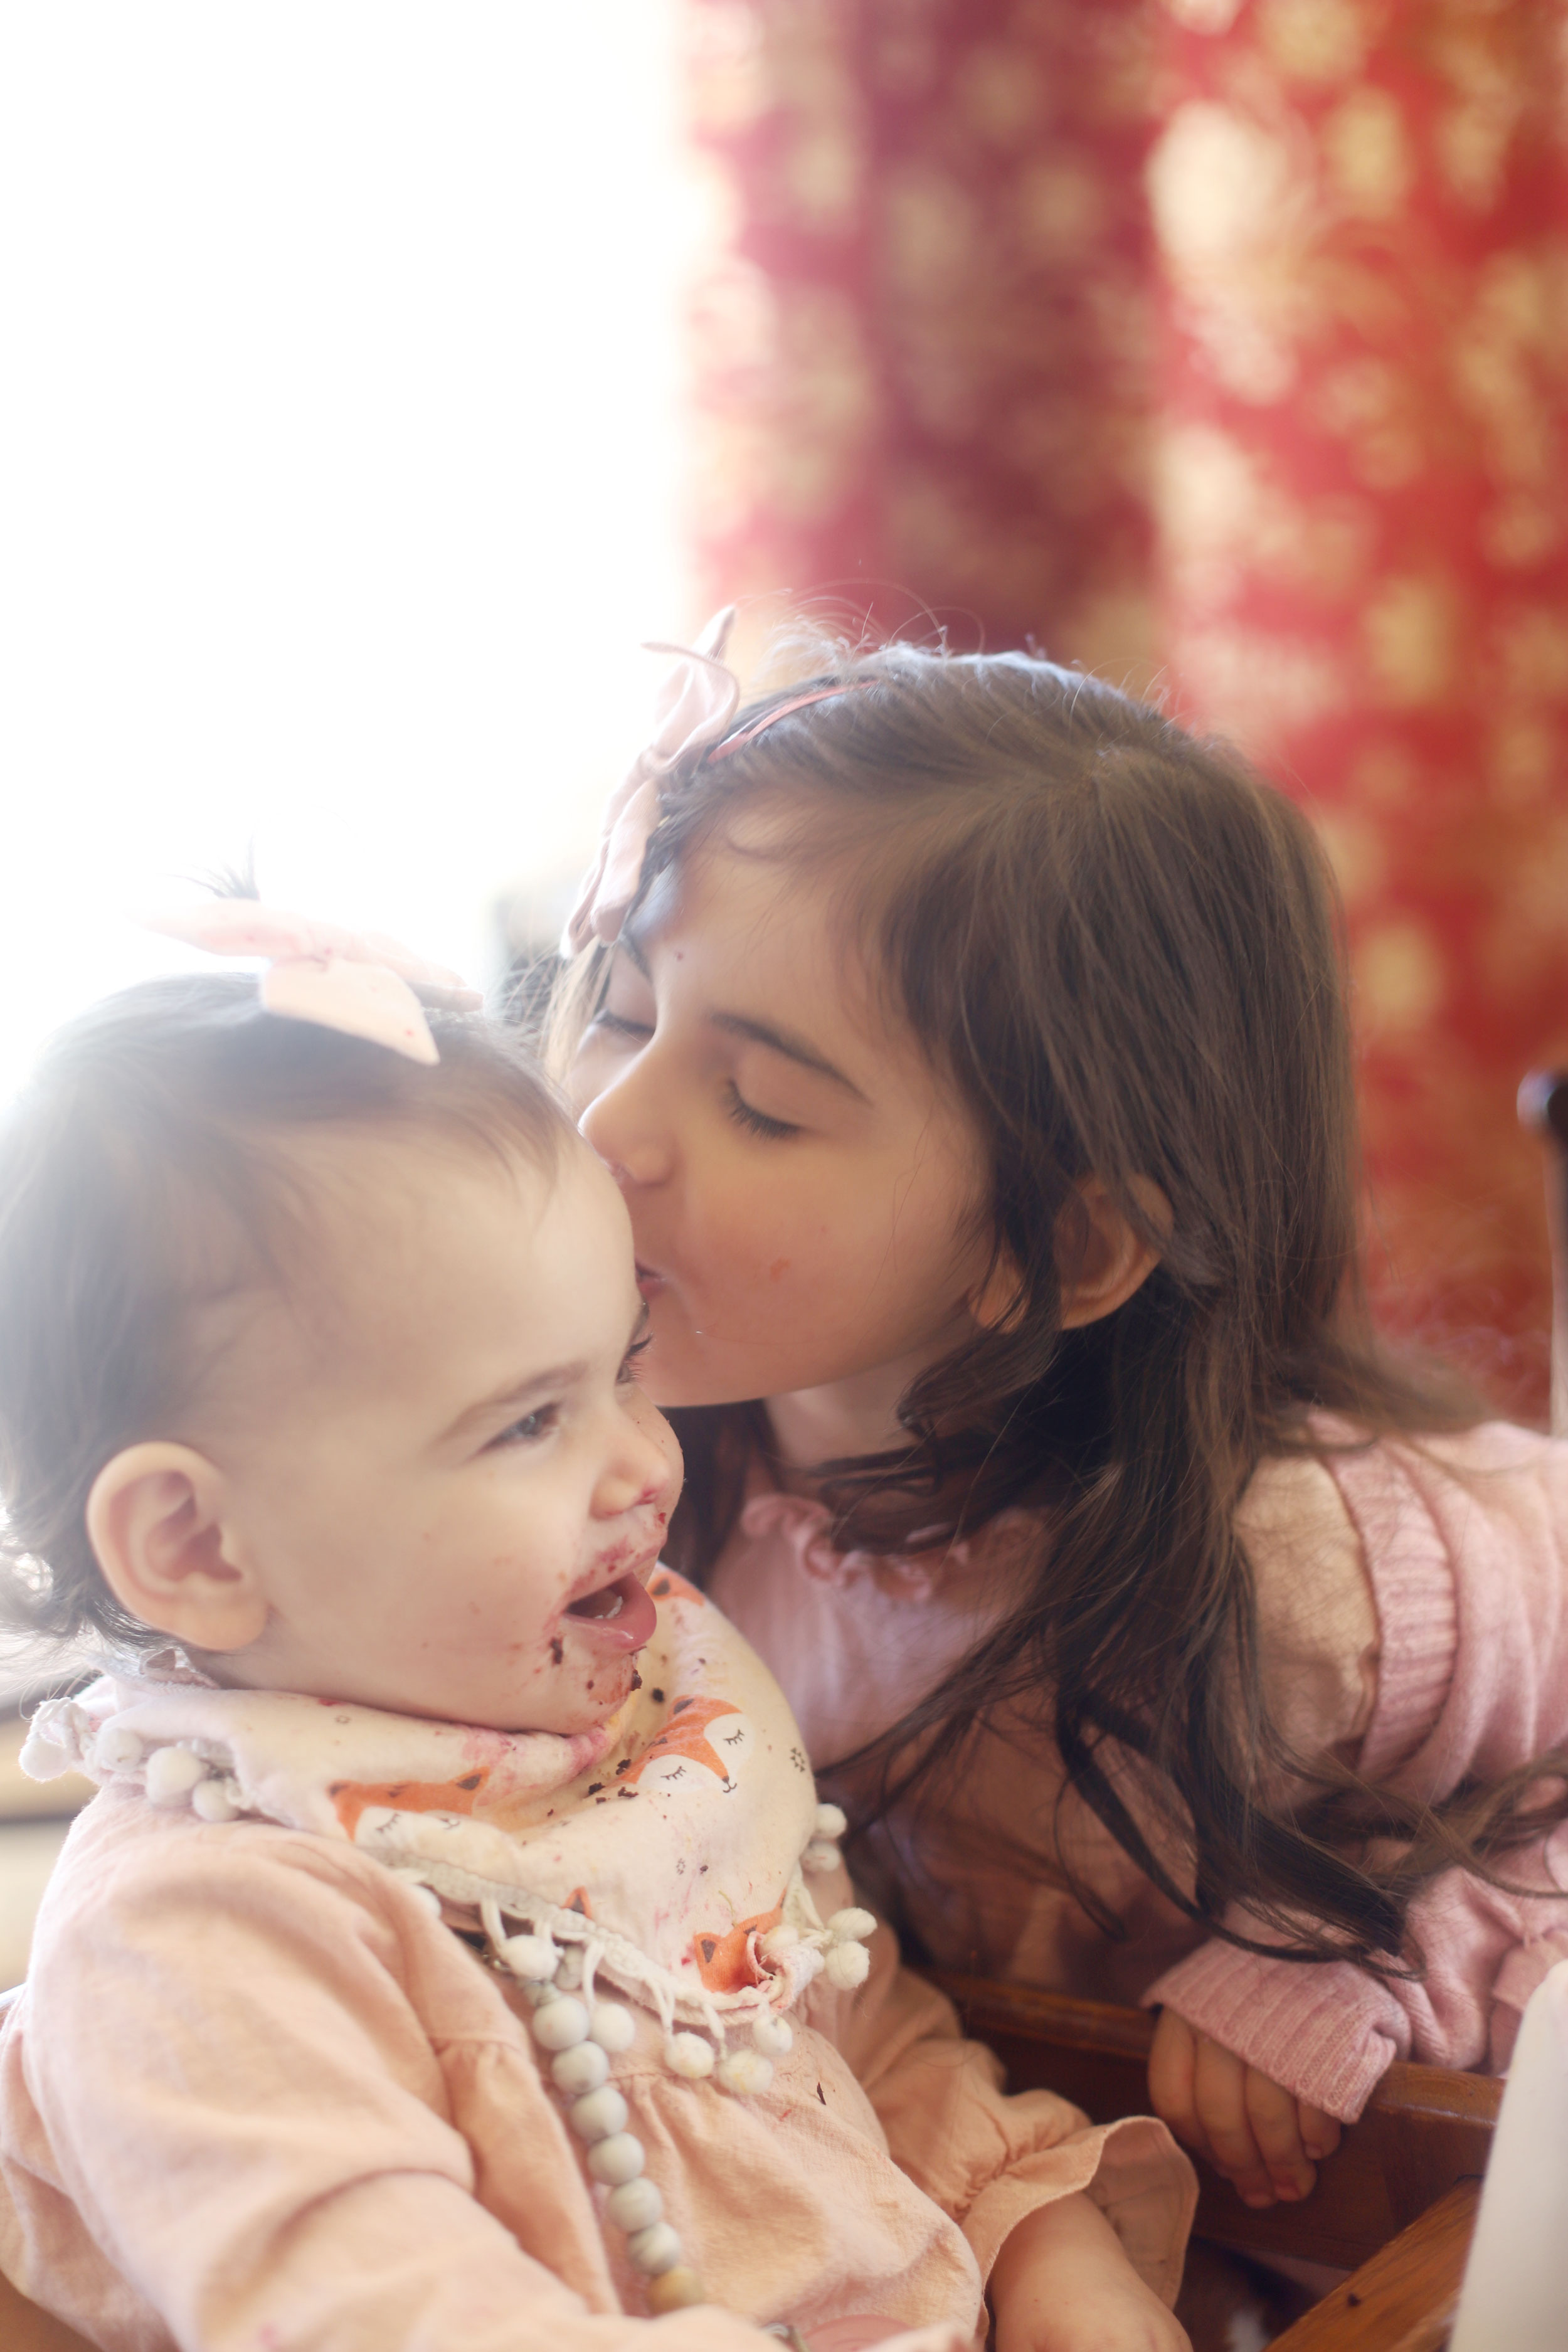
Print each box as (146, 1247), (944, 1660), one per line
(191, 1128), (576, 1422)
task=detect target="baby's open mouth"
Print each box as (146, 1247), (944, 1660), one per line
(561, 1569), (657, 1652)
(568, 1577), (631, 1621)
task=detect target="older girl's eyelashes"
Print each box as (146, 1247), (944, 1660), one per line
(591, 1007), (654, 1044)
(723, 1081), (799, 1142)
(590, 1000), (802, 1140)
(618, 1334), (654, 1384)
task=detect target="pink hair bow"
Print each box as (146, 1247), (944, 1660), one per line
(143, 902), (482, 1066)
(562, 606), (741, 955)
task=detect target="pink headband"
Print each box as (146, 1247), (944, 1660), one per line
(703, 682), (869, 763)
(561, 612), (871, 955)
(142, 902), (482, 1065)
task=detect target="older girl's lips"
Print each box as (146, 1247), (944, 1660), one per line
(563, 1569), (657, 1652)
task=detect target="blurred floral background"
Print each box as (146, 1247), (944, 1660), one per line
(677, 0), (1568, 1415)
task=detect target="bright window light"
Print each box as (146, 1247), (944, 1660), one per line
(0, 3), (684, 1097)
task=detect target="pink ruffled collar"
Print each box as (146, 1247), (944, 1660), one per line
(739, 1490), (1031, 1601)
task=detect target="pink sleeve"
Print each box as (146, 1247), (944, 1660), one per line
(1145, 1426), (1568, 2119)
(1145, 1826), (1568, 2120)
(18, 1827), (790, 2352)
(810, 1891), (1195, 2308)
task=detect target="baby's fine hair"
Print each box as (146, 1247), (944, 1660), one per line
(559, 638), (1545, 1974)
(0, 974), (573, 1656)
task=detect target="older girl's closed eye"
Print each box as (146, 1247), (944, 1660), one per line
(560, 620), (1568, 2216)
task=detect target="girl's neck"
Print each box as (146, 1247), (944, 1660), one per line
(763, 1360), (918, 1479)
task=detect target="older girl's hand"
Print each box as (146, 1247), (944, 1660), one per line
(1148, 2009), (1342, 2208)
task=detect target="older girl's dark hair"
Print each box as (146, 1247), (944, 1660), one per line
(555, 642), (1560, 1974)
(0, 974), (571, 1654)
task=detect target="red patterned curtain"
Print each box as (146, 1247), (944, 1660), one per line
(681, 0), (1568, 1414)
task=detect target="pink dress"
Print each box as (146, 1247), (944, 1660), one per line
(709, 1422), (1568, 2121)
(0, 1579), (1194, 2351)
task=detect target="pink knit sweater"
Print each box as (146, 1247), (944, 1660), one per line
(709, 1422), (1568, 2123)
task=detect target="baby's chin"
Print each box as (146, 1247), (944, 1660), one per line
(498, 1671), (644, 1750)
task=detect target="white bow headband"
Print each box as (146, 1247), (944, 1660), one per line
(562, 610), (871, 957)
(143, 902), (482, 1065)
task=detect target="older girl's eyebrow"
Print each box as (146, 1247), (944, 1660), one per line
(618, 921), (868, 1099)
(709, 1012), (869, 1100)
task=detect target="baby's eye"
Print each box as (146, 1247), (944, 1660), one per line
(618, 1335), (653, 1386)
(492, 1404), (559, 1447)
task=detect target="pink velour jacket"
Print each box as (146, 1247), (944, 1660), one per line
(711, 1422), (1568, 2123)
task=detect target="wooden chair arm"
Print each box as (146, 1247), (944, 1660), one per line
(1268, 2178), (1479, 2352)
(926, 1971), (1499, 2269)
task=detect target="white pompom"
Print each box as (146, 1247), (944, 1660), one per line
(717, 2048), (774, 2097)
(586, 2132), (645, 2186)
(588, 2001), (637, 2052)
(531, 1995), (590, 2051)
(552, 2040), (610, 2097)
(828, 1907), (876, 1944)
(802, 1838), (840, 1874)
(760, 1923), (800, 1960)
(499, 1933), (558, 1983)
(664, 2032), (714, 2079)
(569, 2084), (629, 2143)
(751, 2011), (793, 2057)
(815, 1802), (848, 1840)
(144, 1745), (206, 1806)
(191, 1777), (241, 1823)
(606, 2176), (663, 2232)
(18, 1730), (75, 1781)
(824, 1940), (871, 1990)
(627, 2220), (684, 2276)
(91, 1722), (144, 1774)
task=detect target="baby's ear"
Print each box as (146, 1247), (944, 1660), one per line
(87, 1444), (268, 1652)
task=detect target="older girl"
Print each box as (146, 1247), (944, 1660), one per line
(561, 620), (1568, 2216)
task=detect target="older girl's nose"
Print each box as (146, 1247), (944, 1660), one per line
(580, 1077), (675, 1189)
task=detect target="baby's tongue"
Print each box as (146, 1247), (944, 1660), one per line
(564, 1571), (657, 1652)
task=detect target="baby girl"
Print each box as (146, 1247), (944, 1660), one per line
(0, 912), (1192, 2352)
